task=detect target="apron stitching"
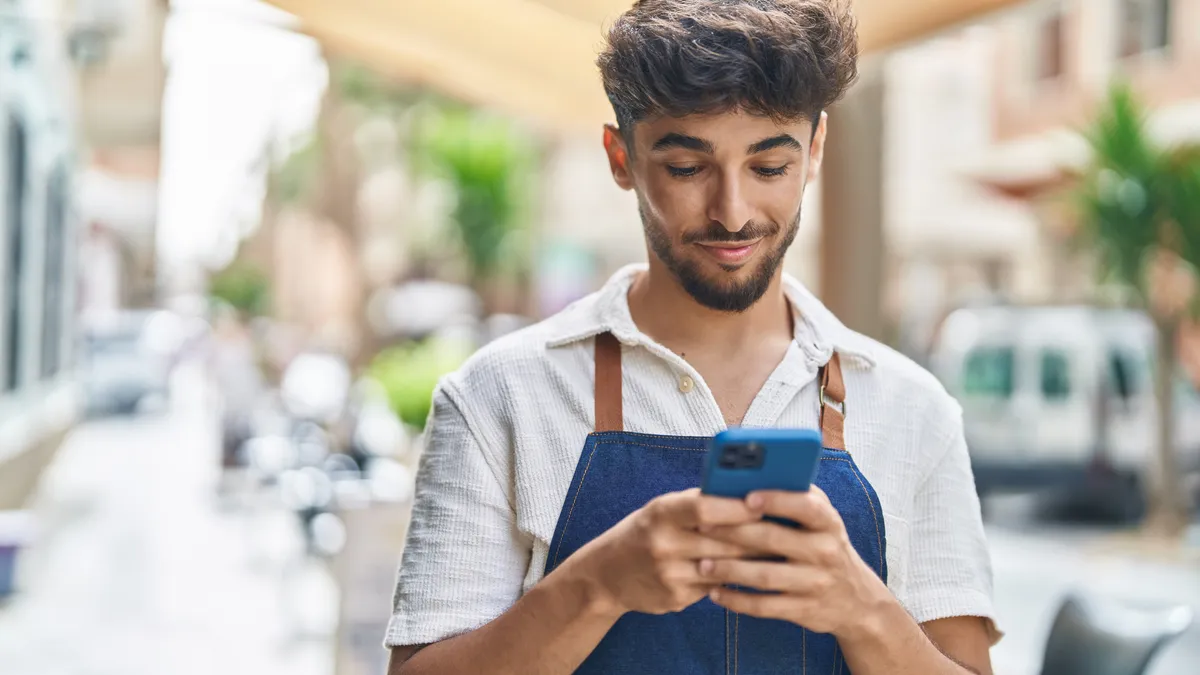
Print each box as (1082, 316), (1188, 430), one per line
(735, 612), (740, 675)
(802, 628), (807, 675)
(725, 609), (730, 675)
(551, 442), (603, 567)
(831, 645), (837, 675)
(595, 441), (707, 452)
(826, 457), (885, 575)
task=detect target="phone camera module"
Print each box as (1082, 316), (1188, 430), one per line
(719, 442), (765, 470)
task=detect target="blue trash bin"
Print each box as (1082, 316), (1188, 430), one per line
(0, 511), (34, 598)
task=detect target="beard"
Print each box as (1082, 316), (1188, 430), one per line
(640, 201), (802, 313)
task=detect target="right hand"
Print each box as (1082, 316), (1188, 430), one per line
(567, 488), (764, 616)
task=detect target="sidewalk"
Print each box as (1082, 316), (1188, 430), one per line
(986, 500), (1200, 675)
(0, 364), (335, 675)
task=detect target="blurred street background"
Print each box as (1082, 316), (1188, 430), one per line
(2, 1), (1200, 673)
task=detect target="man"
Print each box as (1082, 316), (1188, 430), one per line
(386, 1), (1000, 673)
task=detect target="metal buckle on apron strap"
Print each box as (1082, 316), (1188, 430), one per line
(820, 384), (846, 418)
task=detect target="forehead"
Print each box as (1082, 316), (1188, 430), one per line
(632, 109), (814, 151)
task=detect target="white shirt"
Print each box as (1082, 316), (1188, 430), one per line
(385, 265), (1000, 648)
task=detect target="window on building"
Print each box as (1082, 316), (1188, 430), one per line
(1040, 349), (1072, 400)
(4, 118), (28, 392)
(963, 347), (1016, 399)
(41, 168), (67, 379)
(1119, 0), (1173, 58)
(1034, 6), (1067, 81)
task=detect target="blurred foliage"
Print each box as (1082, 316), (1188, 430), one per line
(368, 338), (471, 430)
(1073, 82), (1200, 534)
(209, 262), (270, 318)
(269, 60), (538, 293)
(1074, 82), (1200, 313)
(273, 134), (320, 205)
(409, 105), (538, 288)
(270, 62), (412, 206)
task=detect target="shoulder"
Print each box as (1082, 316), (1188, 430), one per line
(438, 293), (602, 433)
(841, 331), (964, 445)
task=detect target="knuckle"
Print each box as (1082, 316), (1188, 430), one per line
(646, 534), (672, 560)
(816, 539), (840, 564)
(812, 572), (834, 594)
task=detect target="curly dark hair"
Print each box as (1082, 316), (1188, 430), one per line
(598, 0), (859, 142)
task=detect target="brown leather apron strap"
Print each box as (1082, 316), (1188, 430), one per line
(594, 332), (624, 433)
(819, 352), (847, 452)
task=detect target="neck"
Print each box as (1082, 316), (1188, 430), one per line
(627, 260), (793, 356)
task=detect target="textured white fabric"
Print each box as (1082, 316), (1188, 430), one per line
(385, 264), (999, 648)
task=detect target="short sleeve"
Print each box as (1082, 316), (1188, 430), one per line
(905, 401), (1003, 644)
(384, 382), (532, 647)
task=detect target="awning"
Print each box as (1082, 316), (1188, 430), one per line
(264, 0), (1029, 132)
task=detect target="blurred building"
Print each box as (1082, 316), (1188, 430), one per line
(0, 0), (167, 509)
(975, 0), (1200, 372)
(75, 0), (167, 313)
(0, 0), (82, 508)
(974, 0), (1199, 280)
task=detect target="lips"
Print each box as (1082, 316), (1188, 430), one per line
(696, 240), (760, 265)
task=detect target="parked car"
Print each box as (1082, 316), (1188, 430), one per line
(81, 310), (175, 416)
(928, 304), (1200, 518)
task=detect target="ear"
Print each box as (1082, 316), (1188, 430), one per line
(603, 124), (635, 191)
(806, 111), (829, 186)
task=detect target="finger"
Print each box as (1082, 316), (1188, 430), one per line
(654, 490), (762, 529)
(699, 558), (827, 594)
(703, 521), (810, 559)
(660, 530), (759, 561)
(706, 524), (847, 567)
(655, 559), (716, 586)
(709, 587), (807, 622)
(746, 488), (841, 532)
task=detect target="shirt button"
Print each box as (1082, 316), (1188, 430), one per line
(679, 375), (695, 393)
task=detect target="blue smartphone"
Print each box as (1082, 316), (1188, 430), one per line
(700, 428), (823, 500)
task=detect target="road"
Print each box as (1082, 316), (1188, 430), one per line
(0, 366), (336, 675)
(1, 366), (1198, 674)
(986, 496), (1200, 675)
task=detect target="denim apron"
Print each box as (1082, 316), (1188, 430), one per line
(544, 332), (887, 674)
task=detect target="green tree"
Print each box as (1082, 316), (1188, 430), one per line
(1074, 82), (1200, 535)
(209, 262), (270, 319)
(409, 105), (536, 308)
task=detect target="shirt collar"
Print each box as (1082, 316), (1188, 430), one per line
(545, 263), (878, 369)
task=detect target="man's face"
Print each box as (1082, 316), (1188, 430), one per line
(605, 109), (827, 312)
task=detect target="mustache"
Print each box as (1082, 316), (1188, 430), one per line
(682, 221), (780, 245)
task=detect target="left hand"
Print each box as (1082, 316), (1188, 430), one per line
(699, 486), (894, 638)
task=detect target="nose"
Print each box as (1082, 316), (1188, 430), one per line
(705, 172), (752, 234)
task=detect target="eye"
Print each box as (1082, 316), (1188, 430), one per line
(755, 165), (791, 178)
(666, 165), (702, 178)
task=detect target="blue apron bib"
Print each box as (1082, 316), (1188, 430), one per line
(544, 332), (887, 674)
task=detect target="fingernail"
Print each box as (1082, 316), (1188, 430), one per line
(699, 559), (714, 575)
(709, 589), (721, 602)
(698, 524), (711, 534)
(747, 494), (764, 509)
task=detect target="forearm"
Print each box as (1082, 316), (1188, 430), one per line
(394, 560), (622, 675)
(837, 600), (986, 675)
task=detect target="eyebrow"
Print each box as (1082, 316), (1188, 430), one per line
(650, 133), (715, 154)
(649, 132), (803, 155)
(747, 134), (803, 154)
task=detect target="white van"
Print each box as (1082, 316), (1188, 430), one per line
(928, 304), (1200, 518)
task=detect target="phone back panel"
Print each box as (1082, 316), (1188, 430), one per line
(700, 427), (823, 499)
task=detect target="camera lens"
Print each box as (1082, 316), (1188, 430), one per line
(719, 443), (765, 469)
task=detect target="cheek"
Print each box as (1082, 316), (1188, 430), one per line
(640, 175), (706, 231)
(756, 181), (806, 226)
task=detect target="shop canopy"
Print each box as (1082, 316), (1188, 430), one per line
(264, 0), (1027, 132)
